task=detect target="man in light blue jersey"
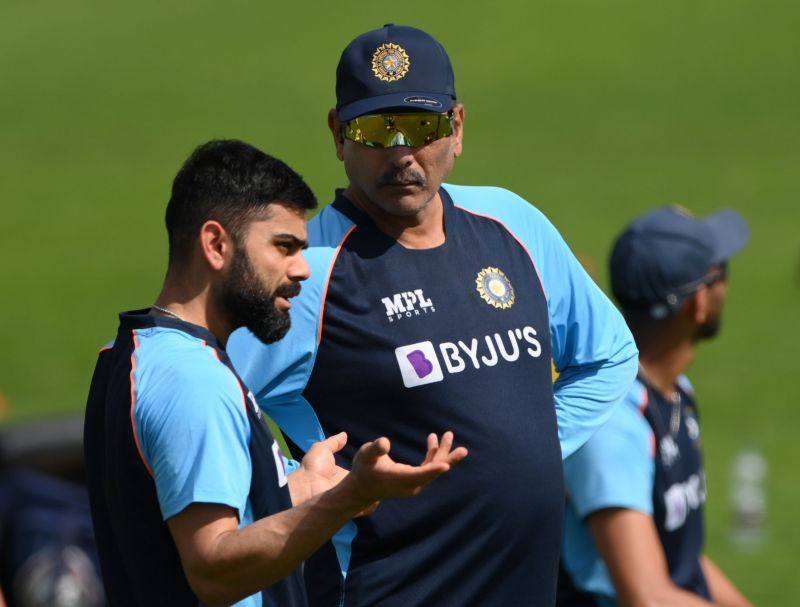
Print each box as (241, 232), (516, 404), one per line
(84, 139), (466, 607)
(558, 206), (753, 607)
(228, 24), (638, 606)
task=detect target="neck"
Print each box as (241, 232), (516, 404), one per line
(638, 341), (695, 398)
(342, 188), (446, 249)
(154, 268), (234, 347)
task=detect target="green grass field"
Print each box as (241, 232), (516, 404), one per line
(1, 0), (797, 602)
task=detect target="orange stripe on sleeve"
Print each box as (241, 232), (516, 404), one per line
(637, 388), (657, 457)
(129, 331), (155, 478)
(317, 225), (358, 345)
(638, 387), (649, 414)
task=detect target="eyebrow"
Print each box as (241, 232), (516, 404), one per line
(272, 233), (309, 249)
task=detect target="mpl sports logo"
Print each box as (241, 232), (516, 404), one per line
(381, 288), (435, 322)
(394, 326), (544, 388)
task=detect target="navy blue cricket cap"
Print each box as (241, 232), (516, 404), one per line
(335, 24), (457, 121)
(610, 205), (749, 318)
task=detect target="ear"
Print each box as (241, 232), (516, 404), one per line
(328, 109), (345, 161)
(199, 220), (233, 272)
(451, 103), (465, 158)
(688, 286), (709, 325)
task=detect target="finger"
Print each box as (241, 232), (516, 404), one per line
(407, 462), (451, 488)
(446, 446), (469, 465)
(319, 432), (348, 453)
(389, 461), (451, 488)
(358, 436), (391, 462)
(422, 433), (439, 465)
(431, 431), (454, 462)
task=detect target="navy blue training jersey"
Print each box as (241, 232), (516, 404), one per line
(229, 185), (639, 606)
(560, 375), (709, 605)
(84, 311), (307, 607)
(643, 377), (709, 598)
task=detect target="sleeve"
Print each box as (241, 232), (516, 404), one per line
(564, 385), (655, 519)
(134, 356), (253, 521)
(446, 185), (639, 459)
(227, 245), (334, 452)
(515, 195), (639, 458)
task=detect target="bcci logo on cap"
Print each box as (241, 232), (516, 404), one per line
(372, 43), (410, 82)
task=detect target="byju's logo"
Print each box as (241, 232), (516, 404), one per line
(394, 342), (444, 388)
(394, 326), (544, 389)
(381, 289), (435, 322)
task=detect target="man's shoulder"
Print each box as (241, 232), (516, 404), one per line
(445, 183), (537, 210)
(134, 328), (236, 397)
(444, 183), (552, 234)
(308, 202), (356, 247)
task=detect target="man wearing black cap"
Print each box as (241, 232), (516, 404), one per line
(229, 25), (638, 605)
(558, 206), (753, 606)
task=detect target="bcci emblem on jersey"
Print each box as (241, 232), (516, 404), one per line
(476, 267), (515, 309)
(371, 42), (410, 82)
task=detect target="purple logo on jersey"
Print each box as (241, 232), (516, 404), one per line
(406, 350), (434, 378)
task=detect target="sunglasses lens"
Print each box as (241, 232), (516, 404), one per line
(344, 112), (454, 148)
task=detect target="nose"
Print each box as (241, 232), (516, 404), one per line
(383, 145), (415, 167)
(290, 251), (311, 282)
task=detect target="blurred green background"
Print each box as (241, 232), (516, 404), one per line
(1, 0), (797, 602)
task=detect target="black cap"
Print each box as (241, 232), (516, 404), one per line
(610, 205), (749, 318)
(335, 24), (457, 121)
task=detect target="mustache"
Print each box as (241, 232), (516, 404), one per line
(379, 168), (426, 187)
(274, 282), (301, 299)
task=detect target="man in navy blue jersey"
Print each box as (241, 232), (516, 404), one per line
(83, 139), (466, 607)
(558, 206), (753, 607)
(228, 25), (638, 606)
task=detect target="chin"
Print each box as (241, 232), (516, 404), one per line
(695, 319), (721, 341)
(378, 194), (434, 217)
(254, 316), (292, 344)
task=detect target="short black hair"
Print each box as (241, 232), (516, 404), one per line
(165, 139), (317, 266)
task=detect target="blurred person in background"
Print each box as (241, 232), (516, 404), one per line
(0, 470), (104, 607)
(558, 206), (754, 607)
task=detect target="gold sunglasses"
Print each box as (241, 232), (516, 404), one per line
(343, 111), (454, 148)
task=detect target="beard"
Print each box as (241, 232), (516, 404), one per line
(219, 247), (300, 344)
(695, 315), (721, 341)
